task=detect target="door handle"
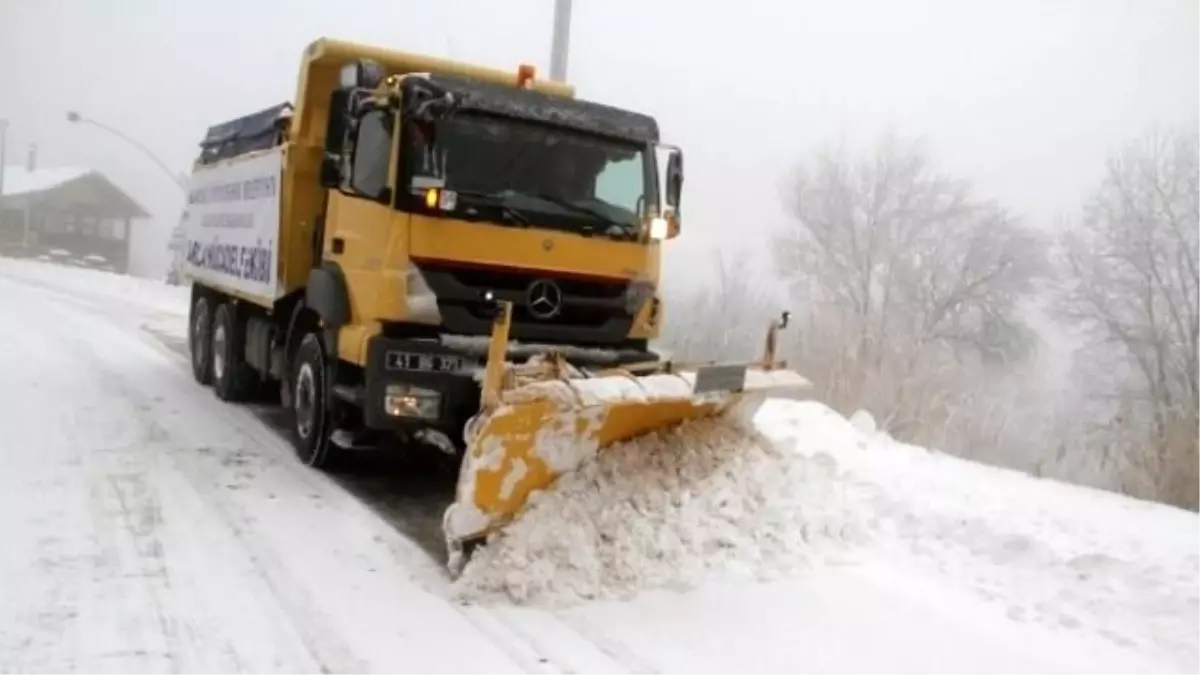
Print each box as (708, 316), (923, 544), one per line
(332, 237), (345, 254)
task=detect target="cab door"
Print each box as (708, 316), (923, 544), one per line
(324, 107), (407, 365)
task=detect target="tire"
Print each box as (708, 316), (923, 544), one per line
(290, 332), (339, 469)
(189, 295), (213, 385)
(211, 302), (257, 402)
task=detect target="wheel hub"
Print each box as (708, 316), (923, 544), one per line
(295, 362), (316, 439)
(212, 323), (227, 380)
(192, 306), (208, 363)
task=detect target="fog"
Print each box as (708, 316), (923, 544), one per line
(2, 0), (1197, 506)
(3, 0), (1194, 278)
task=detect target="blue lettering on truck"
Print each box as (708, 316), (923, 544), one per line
(183, 166), (279, 288)
(185, 237), (273, 284)
(188, 175), (277, 205)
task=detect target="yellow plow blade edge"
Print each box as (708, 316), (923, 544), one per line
(442, 366), (811, 559)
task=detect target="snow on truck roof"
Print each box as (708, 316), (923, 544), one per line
(197, 102), (293, 166)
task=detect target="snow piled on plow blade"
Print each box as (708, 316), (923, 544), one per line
(443, 368), (811, 555)
(452, 402), (866, 606)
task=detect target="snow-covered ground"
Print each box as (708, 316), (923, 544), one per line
(0, 256), (1195, 673)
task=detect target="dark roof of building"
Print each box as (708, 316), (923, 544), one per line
(0, 166), (150, 219)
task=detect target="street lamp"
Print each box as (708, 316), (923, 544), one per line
(0, 118), (8, 201)
(66, 110), (189, 283)
(65, 110), (185, 192)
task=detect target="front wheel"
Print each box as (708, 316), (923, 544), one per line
(290, 332), (339, 469)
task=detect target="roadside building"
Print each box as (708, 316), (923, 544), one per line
(0, 165), (149, 274)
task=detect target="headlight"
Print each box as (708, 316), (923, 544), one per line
(648, 217), (669, 240)
(384, 384), (441, 419)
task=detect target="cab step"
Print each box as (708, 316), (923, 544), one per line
(332, 384), (364, 405)
(330, 428), (379, 451)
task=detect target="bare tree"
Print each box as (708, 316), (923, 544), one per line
(1056, 127), (1199, 509)
(771, 134), (1047, 449)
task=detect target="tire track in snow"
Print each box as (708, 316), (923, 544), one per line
(28, 283), (365, 673)
(88, 290), (595, 674)
(3, 272), (564, 673)
(0, 280), (202, 671)
(115, 301), (582, 674)
(5, 271), (455, 581)
(0, 298), (91, 672)
(0, 268), (656, 674)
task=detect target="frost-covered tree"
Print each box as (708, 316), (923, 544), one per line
(1056, 127), (1199, 509)
(771, 134), (1047, 449)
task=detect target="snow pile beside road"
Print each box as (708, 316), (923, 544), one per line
(453, 403), (875, 607)
(455, 398), (1198, 669)
(0, 257), (189, 316)
(5, 257), (1194, 671)
(0, 257), (191, 348)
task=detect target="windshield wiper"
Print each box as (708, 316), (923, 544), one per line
(528, 192), (616, 225)
(447, 189), (532, 226)
(528, 192), (640, 240)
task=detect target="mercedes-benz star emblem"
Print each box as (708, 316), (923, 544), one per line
(526, 279), (563, 320)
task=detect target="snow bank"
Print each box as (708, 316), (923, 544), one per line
(7, 257), (1194, 671)
(0, 257), (189, 318)
(455, 398), (1198, 668)
(453, 404), (873, 607)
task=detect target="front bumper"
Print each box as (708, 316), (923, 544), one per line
(362, 335), (482, 433)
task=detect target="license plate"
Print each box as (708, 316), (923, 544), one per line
(385, 350), (473, 373)
(693, 364), (747, 394)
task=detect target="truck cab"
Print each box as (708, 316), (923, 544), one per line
(319, 61), (683, 346)
(184, 38), (686, 469)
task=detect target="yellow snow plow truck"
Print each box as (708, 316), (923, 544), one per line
(181, 37), (809, 568)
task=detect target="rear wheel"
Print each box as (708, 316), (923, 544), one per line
(291, 332), (340, 469)
(211, 302), (257, 402)
(189, 295), (213, 385)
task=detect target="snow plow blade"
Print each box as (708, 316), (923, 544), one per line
(442, 301), (810, 569)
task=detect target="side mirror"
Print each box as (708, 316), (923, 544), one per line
(655, 146), (683, 238)
(346, 109), (393, 202)
(665, 150), (683, 211)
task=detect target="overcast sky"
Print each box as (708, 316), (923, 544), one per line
(2, 0), (1196, 281)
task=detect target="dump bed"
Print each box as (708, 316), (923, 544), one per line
(181, 104), (292, 306)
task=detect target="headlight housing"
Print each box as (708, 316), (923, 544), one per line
(648, 216), (669, 241)
(384, 384), (441, 419)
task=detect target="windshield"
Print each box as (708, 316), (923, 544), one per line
(404, 112), (650, 237)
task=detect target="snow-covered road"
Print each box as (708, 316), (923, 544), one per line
(0, 258), (1194, 674)
(0, 266), (546, 672)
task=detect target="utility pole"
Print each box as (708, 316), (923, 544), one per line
(22, 142), (35, 247)
(549, 0), (572, 82)
(0, 119), (7, 210)
(0, 120), (8, 252)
